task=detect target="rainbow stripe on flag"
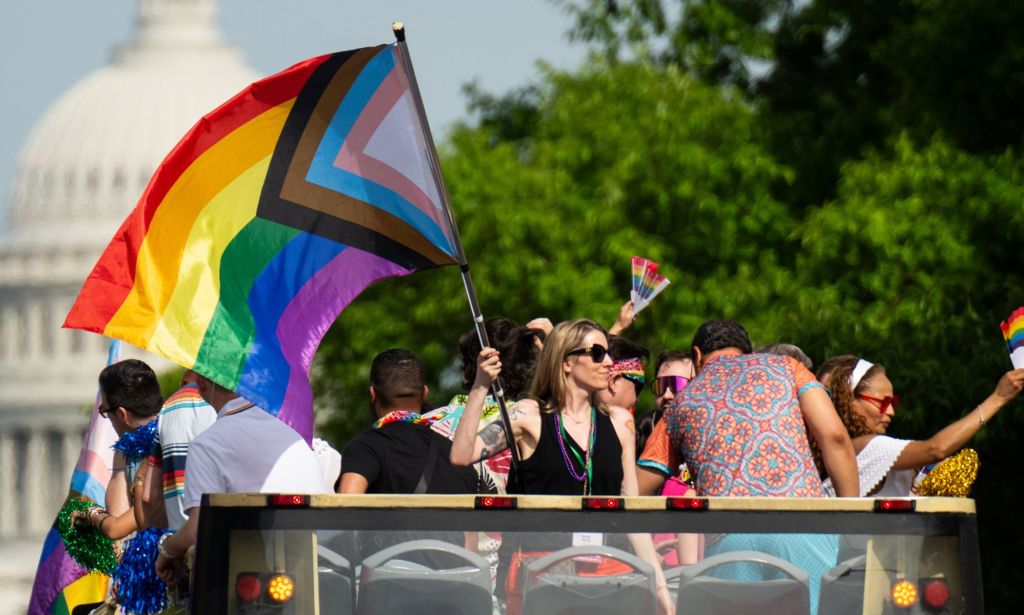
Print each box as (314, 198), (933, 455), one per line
(629, 256), (670, 317)
(28, 340), (121, 615)
(1001, 307), (1024, 369)
(64, 43), (461, 440)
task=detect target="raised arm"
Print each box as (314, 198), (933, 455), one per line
(451, 348), (510, 465)
(801, 386), (859, 497)
(892, 368), (1024, 470)
(608, 301), (636, 336)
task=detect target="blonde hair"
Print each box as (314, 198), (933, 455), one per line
(528, 319), (609, 414)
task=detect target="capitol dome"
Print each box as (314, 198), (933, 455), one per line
(0, 0), (260, 540)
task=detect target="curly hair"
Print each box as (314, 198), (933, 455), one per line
(458, 317), (539, 400)
(807, 354), (885, 475)
(690, 319), (753, 361)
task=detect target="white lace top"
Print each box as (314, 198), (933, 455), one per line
(823, 435), (917, 497)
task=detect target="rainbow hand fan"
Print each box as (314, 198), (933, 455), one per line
(630, 256), (670, 317)
(1001, 307), (1024, 369)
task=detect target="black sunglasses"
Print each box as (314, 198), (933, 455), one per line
(622, 373), (646, 396)
(565, 344), (609, 363)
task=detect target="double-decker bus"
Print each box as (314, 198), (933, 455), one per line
(192, 493), (980, 614)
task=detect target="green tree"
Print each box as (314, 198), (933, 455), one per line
(782, 137), (1024, 613)
(559, 0), (1024, 206)
(315, 61), (793, 443)
(311, 17), (1024, 610)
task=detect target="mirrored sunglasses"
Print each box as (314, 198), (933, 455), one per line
(653, 375), (691, 397)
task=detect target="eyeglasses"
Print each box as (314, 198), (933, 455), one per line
(653, 375), (691, 397)
(565, 344), (608, 363)
(97, 405), (111, 418)
(622, 373), (646, 396)
(856, 393), (901, 414)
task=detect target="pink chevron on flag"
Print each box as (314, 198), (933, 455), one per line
(28, 340), (121, 615)
(333, 49), (446, 231)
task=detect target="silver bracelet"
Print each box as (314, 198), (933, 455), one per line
(157, 532), (175, 559)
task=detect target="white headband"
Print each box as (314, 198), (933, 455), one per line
(849, 359), (874, 391)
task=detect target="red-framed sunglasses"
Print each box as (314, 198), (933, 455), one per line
(856, 393), (901, 414)
(653, 375), (691, 397)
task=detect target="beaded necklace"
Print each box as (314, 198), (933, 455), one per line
(554, 406), (597, 495)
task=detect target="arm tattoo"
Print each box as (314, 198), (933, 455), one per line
(479, 422), (508, 458)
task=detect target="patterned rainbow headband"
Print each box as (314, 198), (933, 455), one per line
(849, 358), (874, 390)
(611, 357), (645, 379)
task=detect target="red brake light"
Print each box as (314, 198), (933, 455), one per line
(667, 497), (708, 510)
(922, 578), (950, 609)
(269, 494), (309, 507)
(235, 573), (261, 602)
(874, 498), (916, 512)
(475, 496), (517, 509)
(582, 497), (624, 511)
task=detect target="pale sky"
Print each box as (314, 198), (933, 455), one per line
(0, 0), (584, 222)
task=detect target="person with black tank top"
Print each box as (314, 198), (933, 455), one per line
(451, 319), (673, 615)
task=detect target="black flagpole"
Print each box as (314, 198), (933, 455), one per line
(391, 22), (522, 477)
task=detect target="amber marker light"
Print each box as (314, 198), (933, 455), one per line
(266, 574), (295, 603)
(891, 579), (918, 608)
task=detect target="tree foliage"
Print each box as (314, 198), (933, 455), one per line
(559, 0), (1024, 205)
(316, 62), (792, 440)
(313, 3), (1024, 610)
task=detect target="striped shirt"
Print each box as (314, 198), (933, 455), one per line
(149, 384), (217, 529)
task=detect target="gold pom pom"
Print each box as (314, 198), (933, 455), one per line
(914, 449), (979, 497)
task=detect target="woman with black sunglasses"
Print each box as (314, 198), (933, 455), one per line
(451, 318), (673, 615)
(819, 355), (1024, 496)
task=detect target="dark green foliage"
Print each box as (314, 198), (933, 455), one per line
(315, 62), (793, 442)
(313, 3), (1024, 610)
(560, 0), (1024, 206)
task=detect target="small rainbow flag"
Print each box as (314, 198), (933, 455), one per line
(630, 256), (670, 317)
(64, 42), (461, 441)
(28, 340), (121, 615)
(1001, 307), (1024, 369)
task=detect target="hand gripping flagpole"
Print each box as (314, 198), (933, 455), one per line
(392, 22), (522, 477)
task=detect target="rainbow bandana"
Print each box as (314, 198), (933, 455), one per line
(611, 357), (645, 386)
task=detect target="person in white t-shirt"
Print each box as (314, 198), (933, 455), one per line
(154, 375), (326, 583)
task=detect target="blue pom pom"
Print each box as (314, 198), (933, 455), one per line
(112, 420), (159, 463)
(114, 527), (173, 615)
